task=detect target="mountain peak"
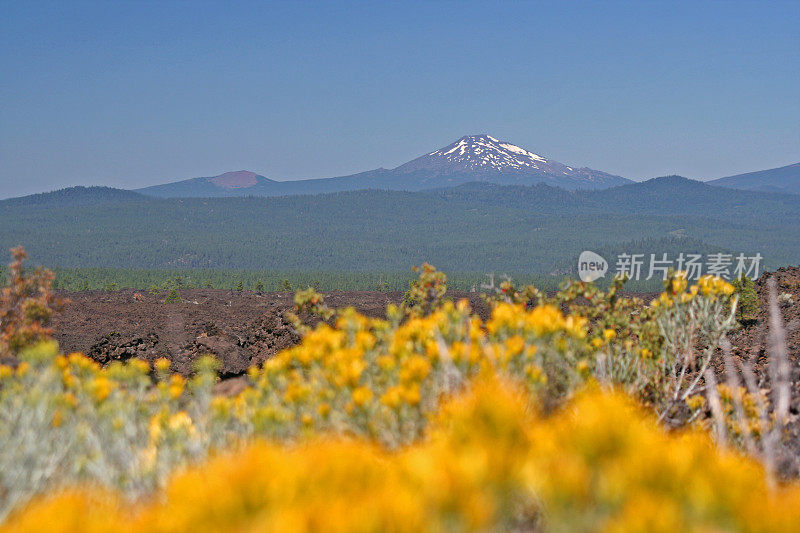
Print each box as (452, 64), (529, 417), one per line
(208, 170), (271, 189)
(455, 133), (499, 142)
(390, 134), (630, 189)
(395, 134), (549, 174)
(440, 134), (547, 171)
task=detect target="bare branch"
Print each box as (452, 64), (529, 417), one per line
(767, 278), (790, 424)
(703, 368), (729, 446)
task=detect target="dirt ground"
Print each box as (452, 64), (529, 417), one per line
(52, 289), (490, 376)
(728, 266), (800, 363)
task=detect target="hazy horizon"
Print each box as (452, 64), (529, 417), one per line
(3, 143), (798, 199)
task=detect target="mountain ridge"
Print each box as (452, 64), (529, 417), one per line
(708, 162), (800, 194)
(3, 176), (798, 273)
(7, 175), (798, 218)
(134, 134), (632, 198)
(0, 186), (147, 207)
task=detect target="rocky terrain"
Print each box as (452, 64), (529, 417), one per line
(51, 289), (489, 377)
(51, 267), (799, 395)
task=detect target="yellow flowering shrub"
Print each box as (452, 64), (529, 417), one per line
(0, 341), (217, 519)
(5, 379), (800, 532)
(2, 258), (779, 530)
(227, 297), (592, 449)
(654, 272), (739, 421)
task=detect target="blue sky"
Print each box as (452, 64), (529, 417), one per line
(1, 0), (798, 197)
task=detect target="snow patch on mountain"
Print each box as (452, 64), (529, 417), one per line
(428, 135), (550, 171)
(392, 134), (631, 189)
(400, 135), (563, 173)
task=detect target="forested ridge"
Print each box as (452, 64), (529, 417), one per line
(1, 177), (797, 275)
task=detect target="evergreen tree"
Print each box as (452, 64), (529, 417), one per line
(732, 274), (759, 324)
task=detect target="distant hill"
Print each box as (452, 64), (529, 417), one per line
(0, 186), (146, 207)
(135, 135), (632, 198)
(708, 163), (800, 194)
(3, 176), (798, 274)
(587, 175), (800, 217)
(434, 175), (800, 221)
(136, 170), (276, 198)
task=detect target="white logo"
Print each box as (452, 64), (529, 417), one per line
(578, 251), (608, 282)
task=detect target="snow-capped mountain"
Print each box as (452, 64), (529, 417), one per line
(137, 134), (631, 198)
(394, 134), (631, 189)
(397, 134), (552, 173)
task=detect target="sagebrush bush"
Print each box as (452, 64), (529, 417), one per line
(5, 379), (800, 532)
